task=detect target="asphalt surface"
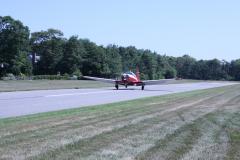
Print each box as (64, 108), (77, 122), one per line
(0, 82), (235, 118)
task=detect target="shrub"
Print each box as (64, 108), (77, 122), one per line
(32, 74), (70, 80)
(1, 73), (16, 80)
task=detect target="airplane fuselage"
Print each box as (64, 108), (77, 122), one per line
(114, 71), (145, 90)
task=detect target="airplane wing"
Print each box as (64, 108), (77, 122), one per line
(142, 79), (176, 85)
(83, 76), (116, 84)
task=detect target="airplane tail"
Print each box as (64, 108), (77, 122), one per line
(136, 67), (140, 81)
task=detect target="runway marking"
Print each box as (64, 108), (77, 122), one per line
(45, 91), (113, 98)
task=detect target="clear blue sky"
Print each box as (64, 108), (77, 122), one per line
(1, 0), (240, 61)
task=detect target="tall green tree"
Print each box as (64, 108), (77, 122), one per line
(191, 60), (208, 80)
(0, 16), (31, 76)
(119, 46), (141, 72)
(205, 59), (224, 80)
(105, 44), (122, 78)
(230, 59), (240, 80)
(60, 36), (85, 75)
(30, 29), (65, 75)
(156, 55), (175, 79)
(176, 55), (196, 79)
(81, 39), (109, 76)
(139, 50), (157, 80)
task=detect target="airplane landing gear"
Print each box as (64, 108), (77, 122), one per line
(141, 85), (145, 90)
(115, 84), (119, 90)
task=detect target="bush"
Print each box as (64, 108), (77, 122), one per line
(63, 73), (69, 80)
(68, 75), (78, 80)
(17, 73), (27, 80)
(1, 73), (16, 80)
(32, 75), (70, 80)
(72, 69), (82, 78)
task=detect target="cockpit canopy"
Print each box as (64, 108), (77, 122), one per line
(123, 71), (136, 77)
(121, 71), (136, 80)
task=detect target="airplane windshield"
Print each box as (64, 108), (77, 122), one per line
(125, 71), (136, 76)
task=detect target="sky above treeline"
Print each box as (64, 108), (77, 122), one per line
(1, 0), (240, 61)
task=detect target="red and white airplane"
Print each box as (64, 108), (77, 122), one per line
(83, 68), (176, 90)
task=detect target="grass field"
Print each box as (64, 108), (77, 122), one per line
(0, 85), (240, 159)
(0, 79), (207, 92)
(0, 80), (112, 92)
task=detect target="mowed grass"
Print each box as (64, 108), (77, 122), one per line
(0, 80), (112, 92)
(0, 85), (240, 160)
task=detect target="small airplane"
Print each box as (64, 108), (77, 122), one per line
(83, 68), (177, 90)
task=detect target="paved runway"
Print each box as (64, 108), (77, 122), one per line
(0, 82), (235, 118)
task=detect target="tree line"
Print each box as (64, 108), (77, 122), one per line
(0, 16), (240, 80)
